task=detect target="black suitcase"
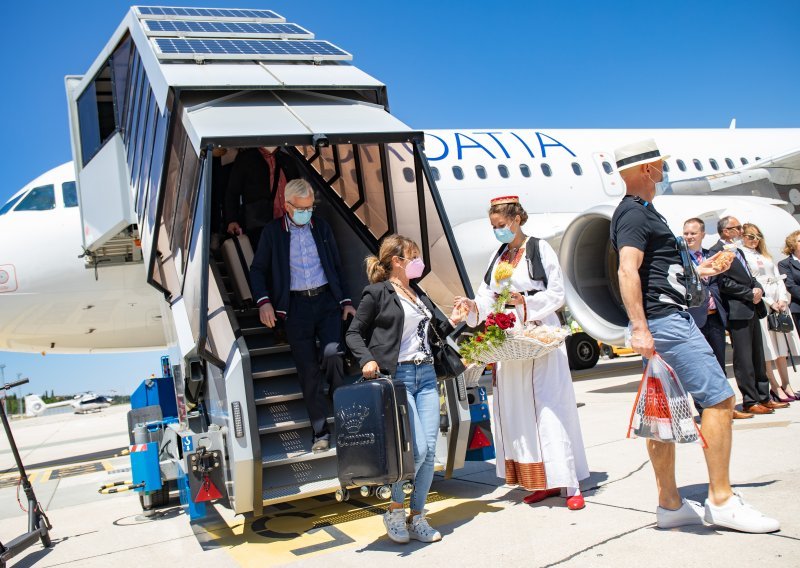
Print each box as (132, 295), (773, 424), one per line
(334, 376), (415, 487)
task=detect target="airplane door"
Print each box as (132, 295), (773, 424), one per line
(592, 152), (624, 196)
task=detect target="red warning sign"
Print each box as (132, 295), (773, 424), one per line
(469, 426), (492, 450)
(194, 476), (223, 502)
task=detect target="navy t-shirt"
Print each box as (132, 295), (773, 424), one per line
(610, 196), (687, 318)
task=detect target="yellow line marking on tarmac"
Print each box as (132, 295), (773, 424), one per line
(219, 490), (505, 567)
(102, 460), (113, 471)
(39, 469), (51, 482)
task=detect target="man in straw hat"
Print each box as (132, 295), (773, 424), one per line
(610, 139), (779, 533)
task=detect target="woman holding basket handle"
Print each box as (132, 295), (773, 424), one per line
(455, 196), (589, 510)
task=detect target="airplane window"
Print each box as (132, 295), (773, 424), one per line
(740, 157), (749, 165)
(14, 184), (55, 211)
(676, 159), (687, 171)
(431, 167), (440, 181)
(519, 164), (531, 178)
(541, 163), (552, 177)
(475, 165), (487, 179)
(693, 159), (703, 171)
(725, 158), (735, 169)
(571, 162), (583, 176)
(498, 165), (509, 178)
(62, 182), (79, 207)
(402, 167), (415, 183)
(662, 162), (670, 173)
(709, 158), (719, 171)
(452, 166), (464, 180)
(755, 156), (761, 161)
(0, 193), (24, 216)
(602, 161), (614, 174)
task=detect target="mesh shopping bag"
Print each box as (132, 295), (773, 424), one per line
(627, 353), (707, 447)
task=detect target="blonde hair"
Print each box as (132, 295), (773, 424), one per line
(784, 230), (800, 256)
(742, 223), (770, 259)
(365, 234), (421, 284)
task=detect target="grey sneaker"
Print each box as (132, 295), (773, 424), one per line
(704, 492), (780, 533)
(656, 498), (704, 529)
(311, 435), (330, 453)
(407, 510), (441, 542)
(383, 508), (410, 543)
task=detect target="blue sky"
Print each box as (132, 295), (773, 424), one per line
(1, 0), (798, 396)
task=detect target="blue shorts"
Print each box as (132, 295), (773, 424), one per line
(644, 311), (734, 408)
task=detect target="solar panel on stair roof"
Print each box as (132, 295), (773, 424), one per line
(136, 6), (283, 22)
(143, 20), (312, 39)
(153, 38), (352, 61)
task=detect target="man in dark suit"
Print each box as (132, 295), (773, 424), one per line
(683, 218), (753, 419)
(225, 147), (299, 247)
(778, 229), (800, 331)
(250, 179), (356, 452)
(710, 216), (788, 415)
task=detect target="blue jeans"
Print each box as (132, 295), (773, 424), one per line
(391, 363), (439, 511)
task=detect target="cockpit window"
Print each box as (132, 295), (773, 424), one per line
(14, 185), (56, 211)
(62, 181), (79, 207)
(0, 193), (24, 215)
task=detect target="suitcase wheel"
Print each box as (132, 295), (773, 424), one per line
(335, 488), (350, 502)
(375, 485), (392, 501)
(401, 482), (414, 496)
(359, 486), (373, 498)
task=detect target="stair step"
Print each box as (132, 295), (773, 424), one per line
(244, 333), (291, 356)
(251, 351), (297, 379)
(261, 426), (338, 467)
(261, 459), (341, 505)
(253, 374), (303, 404)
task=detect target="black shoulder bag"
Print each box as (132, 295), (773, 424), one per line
(675, 237), (707, 309)
(767, 310), (794, 333)
(429, 323), (466, 381)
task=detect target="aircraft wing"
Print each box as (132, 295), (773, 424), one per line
(742, 147), (800, 185)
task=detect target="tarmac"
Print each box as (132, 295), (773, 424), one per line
(1, 355), (798, 568)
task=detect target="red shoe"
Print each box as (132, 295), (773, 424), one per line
(523, 488), (561, 504)
(566, 494), (585, 510)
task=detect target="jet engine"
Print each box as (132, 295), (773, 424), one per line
(559, 195), (800, 346)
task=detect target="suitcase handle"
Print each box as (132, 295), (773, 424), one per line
(398, 404), (412, 453)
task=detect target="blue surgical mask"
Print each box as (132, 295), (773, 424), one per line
(494, 226), (515, 243)
(655, 171), (672, 195)
(292, 209), (312, 226)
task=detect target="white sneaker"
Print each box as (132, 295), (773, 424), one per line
(407, 510), (441, 542)
(656, 499), (705, 529)
(704, 492), (780, 533)
(383, 508), (410, 543)
(311, 435), (329, 453)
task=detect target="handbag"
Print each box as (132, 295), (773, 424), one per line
(767, 310), (794, 333)
(428, 322), (466, 381)
(675, 237), (707, 309)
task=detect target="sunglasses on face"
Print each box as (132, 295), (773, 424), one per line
(725, 225), (743, 232)
(743, 233), (762, 240)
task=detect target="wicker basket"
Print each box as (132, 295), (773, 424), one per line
(462, 363), (487, 387)
(468, 330), (568, 365)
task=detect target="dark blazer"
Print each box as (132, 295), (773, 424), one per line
(249, 215), (350, 317)
(778, 255), (800, 314)
(687, 248), (727, 327)
(345, 281), (453, 377)
(224, 148), (299, 229)
(710, 240), (766, 321)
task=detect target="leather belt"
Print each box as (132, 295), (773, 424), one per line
(290, 284), (329, 297)
(707, 309), (718, 315)
(398, 358), (433, 366)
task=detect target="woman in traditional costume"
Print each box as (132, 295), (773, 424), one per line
(456, 196), (589, 509)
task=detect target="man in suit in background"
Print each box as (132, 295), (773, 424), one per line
(250, 179), (357, 452)
(710, 216), (788, 415)
(778, 229), (800, 332)
(683, 218), (753, 419)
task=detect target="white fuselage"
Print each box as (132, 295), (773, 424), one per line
(1, 128), (798, 353)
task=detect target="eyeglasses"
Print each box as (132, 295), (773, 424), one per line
(743, 233), (762, 240)
(725, 225), (743, 232)
(287, 201), (315, 213)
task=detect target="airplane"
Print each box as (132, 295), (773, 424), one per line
(1, 128), (798, 360)
(24, 392), (113, 417)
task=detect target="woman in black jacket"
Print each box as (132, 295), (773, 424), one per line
(346, 234), (462, 545)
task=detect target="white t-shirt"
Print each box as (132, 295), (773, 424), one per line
(397, 295), (432, 363)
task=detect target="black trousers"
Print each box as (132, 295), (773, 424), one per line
(284, 290), (344, 439)
(727, 317), (770, 407)
(701, 311), (727, 373)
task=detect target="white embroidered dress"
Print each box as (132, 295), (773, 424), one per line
(467, 238), (589, 491)
(742, 248), (800, 359)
